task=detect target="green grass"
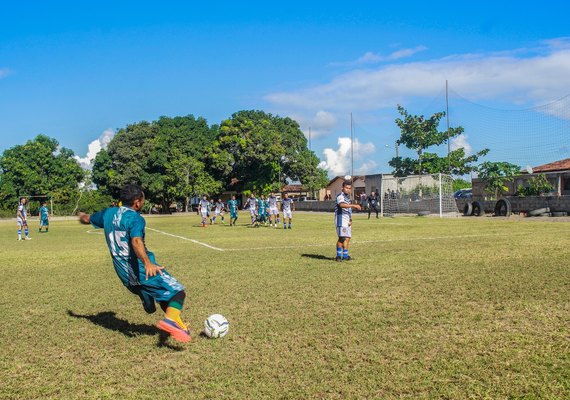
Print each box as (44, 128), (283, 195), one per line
(1, 213), (569, 399)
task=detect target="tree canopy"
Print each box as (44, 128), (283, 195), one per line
(207, 110), (328, 193)
(389, 105), (489, 177)
(0, 135), (84, 208)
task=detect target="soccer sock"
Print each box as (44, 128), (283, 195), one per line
(288, 223), (291, 228)
(337, 247), (342, 257)
(284, 222), (286, 228)
(24, 228), (29, 237)
(165, 291), (187, 330)
(343, 249), (349, 259)
(18, 229), (21, 239)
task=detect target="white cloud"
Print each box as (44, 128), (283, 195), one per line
(450, 133), (472, 155)
(318, 137), (376, 177)
(74, 128), (114, 169)
(330, 46), (428, 67)
(266, 38), (570, 114)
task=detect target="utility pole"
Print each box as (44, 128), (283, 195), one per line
(309, 127), (312, 151)
(350, 112), (354, 201)
(446, 80), (451, 174)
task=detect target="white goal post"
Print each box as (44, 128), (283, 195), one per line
(378, 173), (458, 217)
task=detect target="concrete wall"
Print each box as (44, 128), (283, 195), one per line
(456, 196), (570, 214)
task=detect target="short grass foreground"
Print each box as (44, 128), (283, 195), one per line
(1, 213), (569, 399)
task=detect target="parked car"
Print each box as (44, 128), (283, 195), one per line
(454, 188), (472, 199)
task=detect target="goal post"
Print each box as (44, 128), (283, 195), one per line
(379, 173), (458, 217)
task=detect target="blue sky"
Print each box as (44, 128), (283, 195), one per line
(1, 1), (570, 176)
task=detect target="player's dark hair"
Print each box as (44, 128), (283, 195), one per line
(342, 180), (352, 187)
(120, 184), (145, 206)
(19, 196), (26, 202)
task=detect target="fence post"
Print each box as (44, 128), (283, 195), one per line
(439, 173), (443, 218)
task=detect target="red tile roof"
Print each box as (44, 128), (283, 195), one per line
(531, 158), (570, 173)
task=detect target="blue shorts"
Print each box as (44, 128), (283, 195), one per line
(40, 218), (49, 226)
(127, 252), (184, 303)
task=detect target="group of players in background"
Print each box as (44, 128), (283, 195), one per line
(198, 192), (295, 229)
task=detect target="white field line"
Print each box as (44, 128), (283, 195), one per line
(86, 229), (103, 235)
(223, 232), (530, 251)
(146, 227), (224, 252)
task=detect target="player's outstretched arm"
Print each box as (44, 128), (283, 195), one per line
(78, 212), (91, 225)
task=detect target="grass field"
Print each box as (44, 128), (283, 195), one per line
(1, 212), (569, 399)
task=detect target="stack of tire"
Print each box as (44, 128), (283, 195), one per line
(463, 201), (486, 217)
(527, 207), (568, 217)
(463, 199), (512, 217)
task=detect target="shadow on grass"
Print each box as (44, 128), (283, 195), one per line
(301, 253), (336, 261)
(67, 310), (184, 351)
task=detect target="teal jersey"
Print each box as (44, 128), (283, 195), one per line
(257, 199), (267, 213)
(90, 206), (148, 287)
(227, 200), (238, 213)
(40, 206), (49, 219)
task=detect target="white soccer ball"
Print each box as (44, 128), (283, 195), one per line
(203, 314), (229, 338)
(344, 175), (352, 181)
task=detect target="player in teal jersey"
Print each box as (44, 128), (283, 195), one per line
(227, 195), (239, 226)
(257, 194), (268, 226)
(38, 201), (50, 233)
(79, 184), (191, 343)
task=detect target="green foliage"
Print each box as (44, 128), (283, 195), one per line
(390, 106), (489, 176)
(477, 161), (521, 199)
(207, 110), (328, 193)
(0, 135), (84, 209)
(517, 174), (555, 196)
(92, 115), (220, 210)
(452, 178), (471, 192)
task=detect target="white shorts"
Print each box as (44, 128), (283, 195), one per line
(17, 218), (27, 227)
(215, 210), (222, 216)
(201, 211), (208, 218)
(249, 209), (257, 216)
(283, 210), (292, 219)
(269, 207), (279, 215)
(336, 226), (352, 238)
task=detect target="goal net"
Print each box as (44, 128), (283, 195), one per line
(379, 174), (458, 217)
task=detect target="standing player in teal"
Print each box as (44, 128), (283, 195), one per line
(79, 184), (191, 343)
(227, 195), (239, 226)
(38, 201), (50, 233)
(17, 197), (31, 241)
(257, 194), (268, 226)
(281, 193), (295, 229)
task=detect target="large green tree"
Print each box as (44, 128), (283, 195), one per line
(207, 110), (328, 193)
(92, 115), (219, 210)
(0, 135), (84, 209)
(389, 105), (489, 177)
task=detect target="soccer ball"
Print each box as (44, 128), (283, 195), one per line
(344, 175), (352, 181)
(203, 314), (229, 338)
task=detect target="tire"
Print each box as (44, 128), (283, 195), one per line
(463, 202), (473, 216)
(472, 201), (485, 216)
(417, 211), (430, 216)
(528, 207), (550, 217)
(494, 199), (512, 217)
(551, 211), (568, 217)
